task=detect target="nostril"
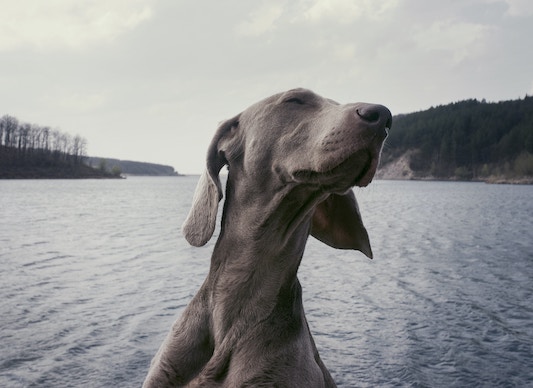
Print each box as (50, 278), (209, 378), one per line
(356, 108), (380, 123)
(356, 104), (393, 129)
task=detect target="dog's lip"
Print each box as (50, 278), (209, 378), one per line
(292, 150), (375, 188)
(353, 159), (376, 187)
(345, 151), (376, 187)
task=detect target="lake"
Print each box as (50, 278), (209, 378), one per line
(1, 177), (532, 387)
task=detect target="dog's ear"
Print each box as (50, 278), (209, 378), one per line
(182, 116), (239, 246)
(310, 191), (373, 259)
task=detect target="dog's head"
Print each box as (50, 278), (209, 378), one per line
(182, 88), (391, 258)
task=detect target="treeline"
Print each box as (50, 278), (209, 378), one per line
(0, 114), (87, 166)
(85, 157), (179, 176)
(381, 96), (533, 180)
(0, 114), (120, 179)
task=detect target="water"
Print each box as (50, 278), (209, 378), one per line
(1, 177), (532, 387)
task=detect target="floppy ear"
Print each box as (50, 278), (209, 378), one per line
(310, 191), (373, 259)
(182, 117), (238, 246)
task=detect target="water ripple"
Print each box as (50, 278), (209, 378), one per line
(0, 178), (532, 387)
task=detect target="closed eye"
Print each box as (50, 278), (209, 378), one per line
(284, 97), (305, 105)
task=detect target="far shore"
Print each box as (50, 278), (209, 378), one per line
(0, 166), (122, 180)
(375, 176), (533, 185)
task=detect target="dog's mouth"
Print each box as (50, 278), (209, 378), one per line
(292, 149), (378, 190)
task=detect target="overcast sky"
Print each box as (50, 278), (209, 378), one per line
(1, 0), (532, 174)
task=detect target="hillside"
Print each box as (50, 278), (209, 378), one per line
(0, 146), (119, 179)
(0, 115), (123, 179)
(0, 113), (180, 178)
(377, 96), (533, 184)
(85, 157), (180, 176)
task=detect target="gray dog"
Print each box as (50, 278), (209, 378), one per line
(143, 88), (392, 387)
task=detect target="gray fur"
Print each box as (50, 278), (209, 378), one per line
(143, 88), (392, 387)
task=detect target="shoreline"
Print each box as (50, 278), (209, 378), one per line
(375, 176), (533, 185)
(0, 166), (122, 180)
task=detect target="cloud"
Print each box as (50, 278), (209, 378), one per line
(0, 0), (153, 51)
(235, 2), (285, 36)
(301, 0), (399, 23)
(504, 0), (533, 16)
(413, 19), (494, 65)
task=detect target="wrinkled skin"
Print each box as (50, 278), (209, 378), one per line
(143, 88), (392, 387)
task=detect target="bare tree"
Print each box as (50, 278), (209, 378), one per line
(1, 113), (92, 175)
(41, 126), (50, 152)
(1, 115), (19, 148)
(71, 134), (88, 164)
(19, 123), (31, 155)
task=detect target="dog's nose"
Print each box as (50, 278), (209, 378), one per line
(356, 104), (392, 130)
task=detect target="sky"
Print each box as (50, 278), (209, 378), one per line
(1, 0), (532, 174)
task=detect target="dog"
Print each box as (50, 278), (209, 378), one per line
(143, 88), (392, 387)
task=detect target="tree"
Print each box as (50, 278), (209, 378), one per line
(98, 158), (108, 172)
(111, 165), (122, 177)
(0, 115), (19, 149)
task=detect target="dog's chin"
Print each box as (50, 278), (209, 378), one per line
(292, 150), (379, 191)
(352, 153), (379, 188)
(332, 150), (378, 189)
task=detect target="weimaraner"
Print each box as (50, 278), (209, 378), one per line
(143, 88), (392, 387)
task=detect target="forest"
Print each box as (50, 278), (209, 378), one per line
(0, 114), (116, 178)
(380, 95), (533, 182)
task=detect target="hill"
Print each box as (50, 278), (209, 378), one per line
(0, 114), (122, 179)
(0, 146), (120, 179)
(85, 157), (180, 176)
(377, 96), (533, 184)
(0, 114), (180, 178)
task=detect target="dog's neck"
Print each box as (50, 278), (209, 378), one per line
(205, 173), (324, 341)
